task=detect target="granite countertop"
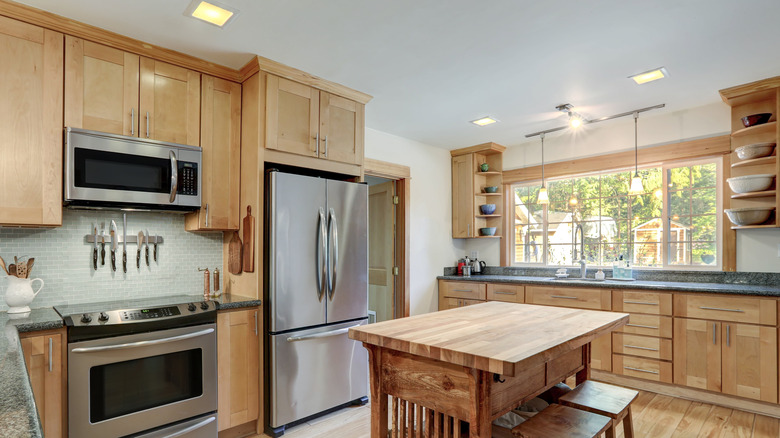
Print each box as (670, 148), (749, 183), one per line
(0, 308), (64, 438)
(212, 293), (262, 310)
(438, 274), (780, 297)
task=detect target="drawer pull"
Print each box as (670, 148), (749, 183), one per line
(699, 306), (744, 313)
(453, 289), (474, 292)
(624, 366), (659, 375)
(494, 291), (516, 295)
(624, 345), (659, 352)
(626, 323), (659, 330)
(550, 295), (579, 300)
(624, 300), (658, 306)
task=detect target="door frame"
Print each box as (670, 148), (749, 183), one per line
(363, 159), (411, 318)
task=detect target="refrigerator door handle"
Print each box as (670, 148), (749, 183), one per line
(286, 324), (360, 342)
(316, 208), (327, 301)
(327, 208), (339, 300)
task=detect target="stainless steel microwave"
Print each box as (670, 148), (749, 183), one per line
(64, 128), (201, 211)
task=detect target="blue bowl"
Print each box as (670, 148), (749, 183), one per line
(484, 186), (498, 193)
(480, 204), (496, 215)
(480, 227), (497, 236)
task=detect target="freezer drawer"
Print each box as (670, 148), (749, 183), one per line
(270, 319), (368, 428)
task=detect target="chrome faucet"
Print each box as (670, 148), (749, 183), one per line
(574, 224), (587, 278)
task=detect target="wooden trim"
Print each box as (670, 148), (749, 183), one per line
(451, 142), (507, 157)
(500, 182), (512, 267)
(263, 148), (362, 177)
(721, 154), (737, 271)
(364, 158), (411, 179)
(592, 369), (780, 419)
(239, 55), (372, 104)
(0, 0), (241, 82)
(720, 76), (780, 105)
(502, 135), (731, 184)
(217, 420), (257, 438)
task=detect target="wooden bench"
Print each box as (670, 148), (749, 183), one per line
(510, 403), (611, 438)
(558, 380), (638, 438)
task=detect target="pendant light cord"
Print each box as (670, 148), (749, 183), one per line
(634, 111), (639, 176)
(540, 132), (545, 185)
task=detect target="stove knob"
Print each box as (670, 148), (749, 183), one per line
(98, 312), (109, 322)
(200, 302), (209, 310)
(188, 303), (197, 312)
(81, 313), (92, 324)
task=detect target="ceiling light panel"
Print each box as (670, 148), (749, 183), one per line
(185, 0), (239, 27)
(630, 67), (669, 85)
(471, 117), (498, 126)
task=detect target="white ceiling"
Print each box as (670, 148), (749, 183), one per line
(17, 0), (780, 149)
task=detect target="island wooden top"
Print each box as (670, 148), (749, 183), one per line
(349, 302), (628, 376)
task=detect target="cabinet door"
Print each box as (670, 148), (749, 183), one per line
(451, 154), (475, 237)
(186, 76), (241, 231)
(0, 18), (63, 226)
(722, 323), (777, 403)
(673, 318), (721, 392)
(266, 75), (319, 157)
(65, 37), (139, 136)
(319, 92), (364, 165)
(139, 57), (200, 146)
(217, 308), (260, 431)
(20, 331), (65, 438)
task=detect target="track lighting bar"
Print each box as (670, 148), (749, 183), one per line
(524, 103), (666, 138)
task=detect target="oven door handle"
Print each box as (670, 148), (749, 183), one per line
(71, 328), (214, 353)
(159, 416), (216, 438)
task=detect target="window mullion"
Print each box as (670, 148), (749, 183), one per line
(661, 164), (670, 269)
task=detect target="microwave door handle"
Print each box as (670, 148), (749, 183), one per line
(169, 150), (178, 203)
(160, 415), (216, 438)
(71, 328), (214, 353)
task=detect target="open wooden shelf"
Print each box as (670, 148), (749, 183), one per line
(472, 235), (501, 239)
(475, 171), (501, 176)
(730, 223), (776, 230)
(731, 121), (777, 138)
(475, 192), (502, 197)
(731, 190), (776, 199)
(476, 214), (502, 218)
(731, 155), (776, 168)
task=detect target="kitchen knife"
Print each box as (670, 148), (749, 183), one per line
(123, 214), (127, 273)
(137, 231), (144, 268)
(153, 232), (158, 262)
(110, 220), (118, 272)
(144, 229), (150, 266)
(93, 226), (98, 270)
(100, 222), (106, 265)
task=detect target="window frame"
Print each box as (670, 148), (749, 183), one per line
(510, 156), (722, 270)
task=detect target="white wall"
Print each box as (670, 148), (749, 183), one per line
(463, 102), (780, 272)
(365, 128), (463, 315)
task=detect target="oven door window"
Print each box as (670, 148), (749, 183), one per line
(74, 148), (171, 194)
(89, 349), (203, 423)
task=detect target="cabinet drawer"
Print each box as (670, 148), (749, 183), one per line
(439, 280), (486, 300)
(674, 294), (777, 325)
(612, 355), (672, 383)
(486, 283), (524, 303)
(612, 290), (672, 315)
(440, 297), (484, 310)
(618, 314), (673, 338)
(525, 286), (611, 311)
(613, 333), (672, 360)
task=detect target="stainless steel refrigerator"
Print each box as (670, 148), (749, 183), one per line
(266, 170), (368, 436)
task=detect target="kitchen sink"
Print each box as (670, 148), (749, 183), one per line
(547, 277), (606, 282)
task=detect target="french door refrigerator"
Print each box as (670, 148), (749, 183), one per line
(266, 170), (368, 436)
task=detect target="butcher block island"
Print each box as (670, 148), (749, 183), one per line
(348, 301), (629, 437)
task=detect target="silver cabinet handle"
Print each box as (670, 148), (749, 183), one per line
(624, 366), (659, 375)
(453, 289), (474, 292)
(146, 111), (150, 138)
(316, 208), (327, 301)
(72, 328), (214, 353)
(327, 208), (339, 300)
(624, 345), (658, 352)
(287, 325), (360, 342)
(169, 151), (178, 203)
(131, 108), (135, 136)
(494, 291), (516, 295)
(254, 311), (258, 336)
(205, 203), (209, 227)
(699, 306), (744, 313)
(626, 323), (659, 330)
(624, 300), (658, 306)
(551, 295), (579, 300)
(713, 323), (717, 345)
(48, 338), (53, 372)
(315, 132), (320, 156)
(324, 135), (328, 157)
(467, 224), (470, 237)
(161, 416), (216, 438)
(726, 325), (730, 347)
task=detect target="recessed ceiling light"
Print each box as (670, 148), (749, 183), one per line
(470, 117), (498, 126)
(185, 0), (239, 28)
(629, 67), (669, 85)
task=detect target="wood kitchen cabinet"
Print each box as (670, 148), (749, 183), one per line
(185, 75), (241, 231)
(20, 329), (66, 438)
(217, 308), (261, 432)
(66, 37), (201, 146)
(0, 17), (63, 227)
(265, 75), (364, 166)
(451, 143), (506, 238)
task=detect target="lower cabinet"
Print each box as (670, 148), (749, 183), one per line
(217, 307), (261, 432)
(19, 328), (66, 438)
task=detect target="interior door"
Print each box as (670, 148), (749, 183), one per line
(369, 181), (396, 322)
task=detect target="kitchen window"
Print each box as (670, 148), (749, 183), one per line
(511, 158), (721, 269)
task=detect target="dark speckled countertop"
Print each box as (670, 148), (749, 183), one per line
(0, 294), (261, 437)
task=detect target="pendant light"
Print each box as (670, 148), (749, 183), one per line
(537, 133), (549, 204)
(629, 111), (644, 195)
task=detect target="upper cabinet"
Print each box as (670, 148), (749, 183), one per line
(185, 76), (242, 231)
(0, 17), (63, 227)
(451, 143), (506, 238)
(266, 75), (364, 166)
(65, 37), (201, 146)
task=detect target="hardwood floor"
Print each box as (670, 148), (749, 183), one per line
(249, 391), (780, 437)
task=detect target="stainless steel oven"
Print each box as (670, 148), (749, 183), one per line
(58, 299), (217, 438)
(64, 127), (201, 211)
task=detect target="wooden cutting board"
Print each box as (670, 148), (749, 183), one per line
(242, 206), (255, 273)
(228, 231), (242, 275)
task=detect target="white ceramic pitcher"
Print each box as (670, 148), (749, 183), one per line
(4, 276), (44, 314)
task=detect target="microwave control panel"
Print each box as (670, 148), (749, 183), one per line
(178, 162), (198, 196)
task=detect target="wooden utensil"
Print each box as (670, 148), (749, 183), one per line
(26, 258), (34, 278)
(228, 231), (242, 275)
(9, 264), (16, 277)
(0, 255), (7, 275)
(242, 206), (255, 273)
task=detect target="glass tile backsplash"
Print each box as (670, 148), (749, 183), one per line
(0, 210), (223, 312)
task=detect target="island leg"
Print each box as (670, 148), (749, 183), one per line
(576, 343), (591, 385)
(365, 344), (388, 438)
(468, 369), (492, 438)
